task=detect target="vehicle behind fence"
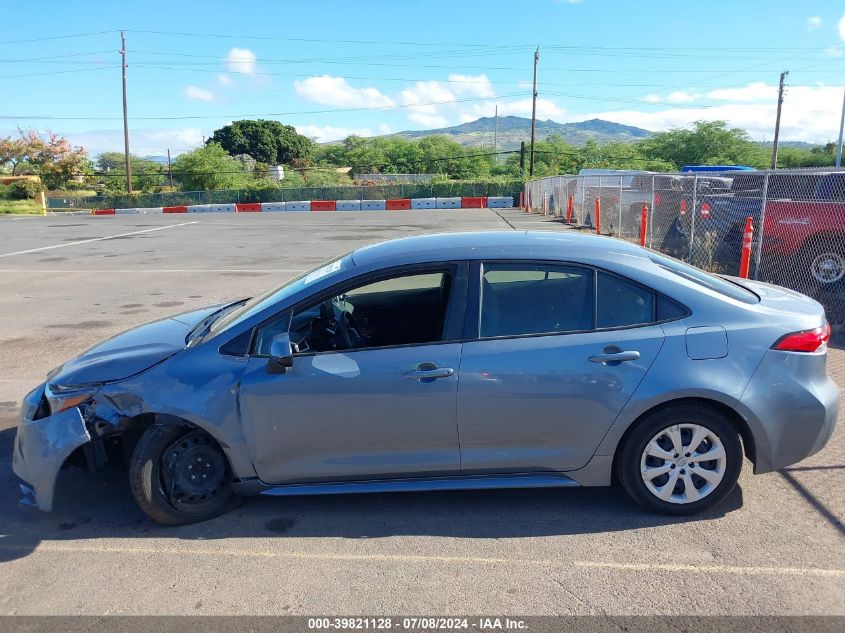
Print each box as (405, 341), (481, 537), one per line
(525, 168), (845, 340)
(47, 181), (523, 211)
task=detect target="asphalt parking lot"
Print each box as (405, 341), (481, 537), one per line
(0, 208), (842, 615)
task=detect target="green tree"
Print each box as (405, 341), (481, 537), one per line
(0, 129), (90, 189)
(98, 152), (167, 193)
(638, 120), (768, 169)
(172, 143), (251, 190)
(579, 139), (674, 171)
(208, 119), (314, 165)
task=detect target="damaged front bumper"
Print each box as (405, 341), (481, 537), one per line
(11, 383), (92, 512)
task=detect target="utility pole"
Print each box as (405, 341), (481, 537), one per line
(836, 87), (845, 168)
(770, 70), (788, 169)
(120, 31), (132, 193)
(494, 104), (499, 162)
(519, 141), (526, 172)
(167, 149), (173, 188)
(529, 47), (539, 176)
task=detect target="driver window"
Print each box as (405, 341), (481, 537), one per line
(253, 270), (452, 355)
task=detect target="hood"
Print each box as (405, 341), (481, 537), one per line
(47, 305), (223, 387)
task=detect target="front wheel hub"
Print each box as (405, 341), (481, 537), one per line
(162, 431), (227, 508)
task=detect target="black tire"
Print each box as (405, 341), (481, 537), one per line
(803, 237), (845, 294)
(129, 424), (239, 526)
(616, 404), (743, 515)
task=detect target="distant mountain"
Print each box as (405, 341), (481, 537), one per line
(142, 155), (171, 165)
(393, 116), (653, 149)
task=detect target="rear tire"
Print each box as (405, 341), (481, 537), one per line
(616, 404), (742, 515)
(129, 424), (239, 525)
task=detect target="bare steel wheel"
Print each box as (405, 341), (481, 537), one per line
(617, 404), (742, 515)
(129, 424), (240, 525)
(640, 424), (727, 504)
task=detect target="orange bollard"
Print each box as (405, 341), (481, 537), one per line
(738, 216), (754, 279)
(595, 196), (602, 234)
(640, 202), (648, 247)
(566, 193), (574, 224)
(519, 191), (524, 210)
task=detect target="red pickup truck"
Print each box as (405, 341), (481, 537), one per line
(761, 173), (845, 291)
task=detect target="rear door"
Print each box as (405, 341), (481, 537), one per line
(456, 262), (665, 473)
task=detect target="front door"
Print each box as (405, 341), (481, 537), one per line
(238, 266), (465, 484)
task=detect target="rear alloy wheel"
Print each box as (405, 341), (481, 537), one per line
(810, 250), (845, 285)
(130, 424), (239, 525)
(617, 404), (742, 515)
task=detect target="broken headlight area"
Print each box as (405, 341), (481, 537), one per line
(43, 383), (100, 418)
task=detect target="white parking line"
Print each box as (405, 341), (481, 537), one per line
(0, 222), (199, 258)
(0, 542), (841, 578)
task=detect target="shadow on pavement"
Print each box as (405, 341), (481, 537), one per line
(0, 426), (744, 563)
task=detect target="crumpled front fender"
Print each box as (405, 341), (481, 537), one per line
(12, 385), (91, 512)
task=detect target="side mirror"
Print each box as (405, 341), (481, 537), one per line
(267, 333), (294, 374)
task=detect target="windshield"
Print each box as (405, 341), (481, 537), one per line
(202, 254), (352, 340)
(649, 253), (759, 304)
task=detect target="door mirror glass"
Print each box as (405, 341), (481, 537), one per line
(268, 333), (294, 373)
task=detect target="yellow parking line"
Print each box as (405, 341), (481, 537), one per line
(0, 542), (842, 578)
(572, 560), (845, 578)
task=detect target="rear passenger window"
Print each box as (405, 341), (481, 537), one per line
(597, 272), (654, 328)
(656, 294), (689, 321)
(480, 264), (593, 337)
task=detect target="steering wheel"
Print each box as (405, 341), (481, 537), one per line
(335, 310), (364, 349)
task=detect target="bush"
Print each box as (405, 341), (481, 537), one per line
(7, 179), (42, 200)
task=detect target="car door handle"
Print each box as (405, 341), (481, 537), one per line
(403, 366), (455, 380)
(588, 351), (640, 364)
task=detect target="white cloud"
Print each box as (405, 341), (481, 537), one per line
(397, 75), (499, 127)
(294, 76), (395, 108)
(839, 13), (845, 40)
(446, 73), (495, 98)
(575, 84), (845, 143)
(183, 86), (215, 102)
(807, 16), (822, 29)
(644, 94), (662, 104)
(496, 98), (565, 119)
(295, 124), (375, 143)
(706, 82), (775, 102)
(226, 47), (257, 75)
(217, 74), (233, 86)
(666, 91), (696, 104)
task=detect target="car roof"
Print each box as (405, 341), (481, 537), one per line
(350, 231), (649, 268)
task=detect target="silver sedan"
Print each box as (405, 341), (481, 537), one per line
(13, 231), (839, 524)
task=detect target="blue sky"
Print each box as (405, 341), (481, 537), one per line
(3, 0), (845, 156)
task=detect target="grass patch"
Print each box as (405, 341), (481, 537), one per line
(0, 199), (44, 214)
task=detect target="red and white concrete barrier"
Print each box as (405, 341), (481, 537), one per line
(92, 196), (514, 215)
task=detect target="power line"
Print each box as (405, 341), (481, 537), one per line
(0, 66), (119, 79)
(0, 30), (118, 45)
(0, 91), (527, 121)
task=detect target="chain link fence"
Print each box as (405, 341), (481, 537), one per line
(47, 181), (523, 210)
(525, 168), (845, 340)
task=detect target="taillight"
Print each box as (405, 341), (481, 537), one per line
(700, 202), (711, 218)
(773, 322), (831, 353)
(654, 193), (661, 207)
(680, 199), (687, 215)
